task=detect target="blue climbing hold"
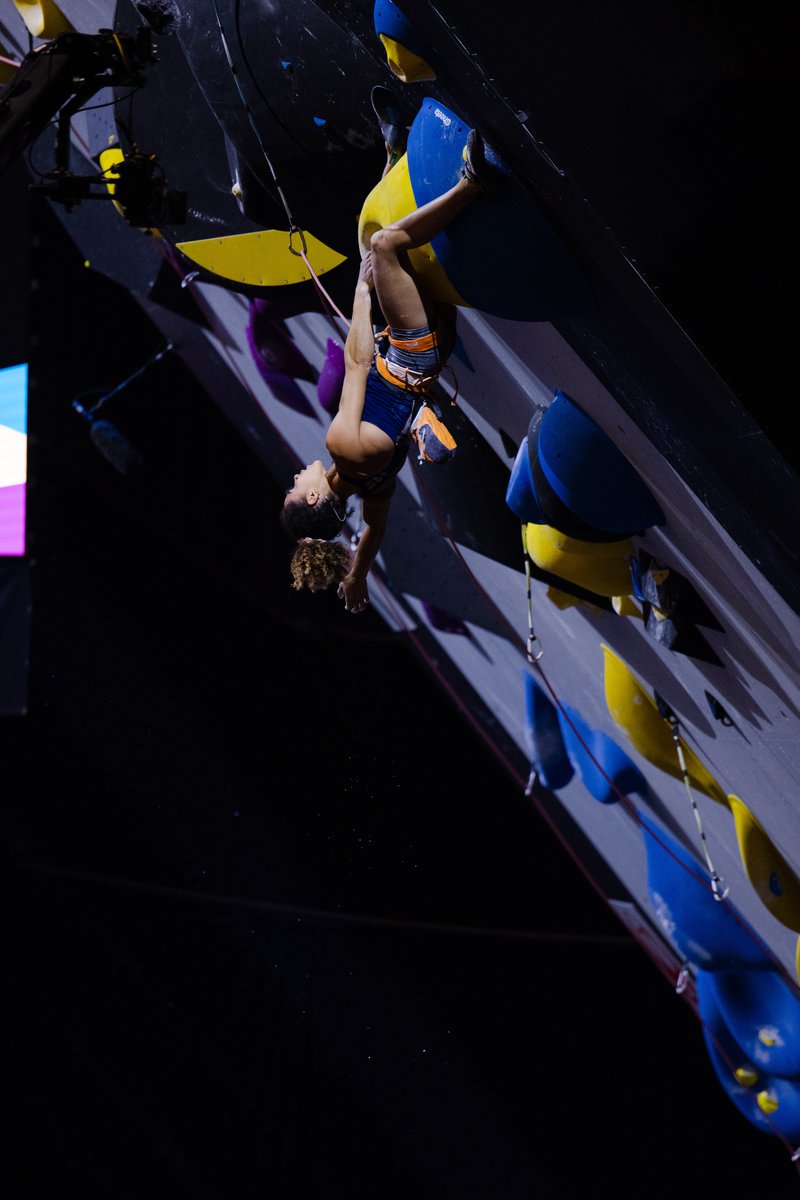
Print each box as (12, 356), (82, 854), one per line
(557, 705), (648, 805)
(405, 100), (595, 321)
(532, 390), (666, 536)
(522, 671), (574, 792)
(696, 969), (800, 1140)
(701, 965), (800, 1080)
(639, 813), (772, 971)
(505, 436), (548, 524)
(373, 0), (438, 79)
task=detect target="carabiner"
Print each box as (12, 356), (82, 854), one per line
(288, 226), (308, 257)
(527, 634), (543, 663)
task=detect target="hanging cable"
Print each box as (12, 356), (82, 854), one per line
(210, 0), (299, 231)
(209, 0), (351, 328)
(71, 341), (173, 421)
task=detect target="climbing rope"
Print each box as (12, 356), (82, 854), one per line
(287, 227), (351, 327)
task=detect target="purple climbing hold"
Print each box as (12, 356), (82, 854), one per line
(317, 338), (346, 414)
(422, 601), (469, 636)
(246, 300), (317, 383)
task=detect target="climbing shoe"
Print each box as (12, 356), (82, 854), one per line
(460, 128), (494, 193)
(370, 85), (408, 162)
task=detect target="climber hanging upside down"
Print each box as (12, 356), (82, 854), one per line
(280, 122), (495, 614)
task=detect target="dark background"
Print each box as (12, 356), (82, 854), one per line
(2, 143), (800, 1199)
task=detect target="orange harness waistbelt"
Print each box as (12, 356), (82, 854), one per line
(374, 326), (443, 393)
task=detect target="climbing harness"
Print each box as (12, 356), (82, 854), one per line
(373, 325), (459, 397)
(376, 324), (443, 393)
(375, 351), (441, 394)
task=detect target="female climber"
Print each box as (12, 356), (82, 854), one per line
(280, 127), (494, 614)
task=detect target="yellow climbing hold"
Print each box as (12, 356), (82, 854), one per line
(13, 0), (73, 38)
(757, 1088), (779, 1115)
(612, 594), (641, 617)
(175, 230), (347, 287)
(545, 586), (606, 614)
(98, 147), (125, 210)
(358, 153), (467, 308)
(728, 794), (800, 932)
(97, 148), (162, 237)
(734, 1065), (758, 1087)
(378, 34), (436, 83)
(526, 525), (635, 599)
(601, 644), (729, 806)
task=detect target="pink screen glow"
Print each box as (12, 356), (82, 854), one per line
(0, 362), (28, 558)
(0, 482), (26, 555)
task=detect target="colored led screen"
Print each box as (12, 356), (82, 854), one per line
(0, 362), (27, 556)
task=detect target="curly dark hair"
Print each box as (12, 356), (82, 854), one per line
(279, 495), (349, 540)
(288, 539), (353, 592)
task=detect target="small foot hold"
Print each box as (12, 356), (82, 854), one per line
(370, 85), (408, 160)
